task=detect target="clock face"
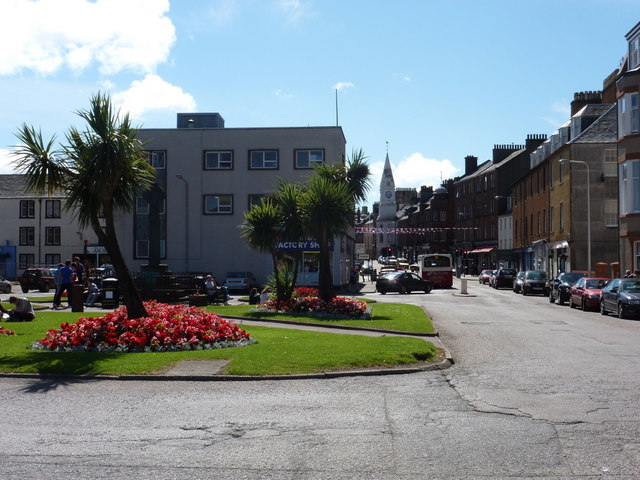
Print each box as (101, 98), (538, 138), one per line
(385, 191), (392, 199)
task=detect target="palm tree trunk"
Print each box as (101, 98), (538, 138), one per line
(318, 232), (334, 301)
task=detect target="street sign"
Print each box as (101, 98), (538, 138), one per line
(86, 246), (107, 254)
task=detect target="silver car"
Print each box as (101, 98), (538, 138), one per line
(0, 274), (11, 294)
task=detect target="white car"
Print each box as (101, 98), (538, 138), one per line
(224, 272), (259, 292)
(0, 274), (11, 294)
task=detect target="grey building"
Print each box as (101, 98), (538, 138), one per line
(116, 114), (350, 287)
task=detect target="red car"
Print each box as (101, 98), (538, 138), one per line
(568, 277), (609, 311)
(478, 269), (494, 284)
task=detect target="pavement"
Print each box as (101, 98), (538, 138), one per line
(1, 280), (453, 381)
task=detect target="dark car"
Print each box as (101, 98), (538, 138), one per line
(513, 271), (526, 293)
(548, 272), (586, 305)
(600, 278), (640, 318)
(569, 277), (609, 311)
(521, 270), (550, 296)
(20, 267), (57, 293)
(492, 268), (516, 289)
(376, 271), (433, 295)
(478, 270), (493, 284)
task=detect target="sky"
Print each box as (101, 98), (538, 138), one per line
(0, 0), (638, 209)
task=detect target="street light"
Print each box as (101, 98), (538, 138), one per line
(559, 159), (590, 276)
(176, 175), (189, 272)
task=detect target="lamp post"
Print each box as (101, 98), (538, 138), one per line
(176, 175), (189, 272)
(559, 159), (591, 276)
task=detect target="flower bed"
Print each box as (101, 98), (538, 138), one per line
(0, 326), (15, 336)
(32, 300), (254, 353)
(258, 290), (371, 320)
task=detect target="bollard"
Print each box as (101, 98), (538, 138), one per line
(460, 278), (468, 294)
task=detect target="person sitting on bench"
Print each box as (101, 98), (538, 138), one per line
(0, 296), (35, 322)
(204, 275), (229, 305)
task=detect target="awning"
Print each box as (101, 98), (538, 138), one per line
(468, 247), (494, 254)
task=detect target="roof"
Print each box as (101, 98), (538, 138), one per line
(0, 174), (65, 199)
(570, 104), (617, 144)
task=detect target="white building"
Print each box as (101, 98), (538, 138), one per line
(0, 175), (98, 279)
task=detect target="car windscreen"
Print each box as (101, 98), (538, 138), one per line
(585, 279), (606, 289)
(525, 271), (547, 280)
(620, 281), (640, 293)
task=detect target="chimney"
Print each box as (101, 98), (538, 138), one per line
(571, 91), (602, 116)
(525, 133), (547, 152)
(465, 155), (478, 176)
(492, 144), (524, 163)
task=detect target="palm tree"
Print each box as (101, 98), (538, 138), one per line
(314, 148), (371, 205)
(301, 176), (353, 301)
(12, 93), (156, 319)
(239, 198), (281, 274)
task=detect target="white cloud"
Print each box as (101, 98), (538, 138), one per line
(112, 74), (196, 121)
(0, 149), (18, 174)
(0, 0), (175, 76)
(276, 0), (315, 25)
(275, 89), (293, 100)
(539, 99), (571, 128)
(334, 82), (355, 91)
(366, 152), (460, 206)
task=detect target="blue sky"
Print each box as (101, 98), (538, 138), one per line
(0, 0), (637, 209)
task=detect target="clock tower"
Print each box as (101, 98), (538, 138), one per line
(377, 153), (397, 254)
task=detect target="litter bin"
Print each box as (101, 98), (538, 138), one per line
(101, 278), (119, 309)
(71, 283), (84, 312)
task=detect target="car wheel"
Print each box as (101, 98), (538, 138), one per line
(581, 299), (587, 311)
(379, 290), (387, 295)
(618, 303), (627, 319)
(40, 282), (50, 293)
(21, 286), (29, 294)
(399, 286), (407, 295)
(600, 300), (608, 316)
(425, 285), (432, 293)
(522, 287), (528, 296)
(556, 294), (564, 306)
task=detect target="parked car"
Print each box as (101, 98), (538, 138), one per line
(569, 277), (609, 311)
(224, 271), (259, 292)
(548, 272), (586, 305)
(376, 271), (433, 294)
(20, 267), (56, 293)
(521, 270), (550, 296)
(0, 274), (11, 294)
(513, 271), (526, 293)
(479, 270), (493, 284)
(600, 278), (640, 318)
(492, 268), (517, 289)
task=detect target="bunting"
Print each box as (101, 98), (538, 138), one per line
(355, 227), (478, 234)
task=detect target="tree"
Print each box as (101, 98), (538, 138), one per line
(12, 93), (156, 319)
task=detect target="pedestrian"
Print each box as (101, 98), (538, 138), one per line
(73, 257), (85, 284)
(52, 262), (64, 308)
(84, 281), (101, 307)
(349, 266), (359, 293)
(0, 296), (35, 321)
(248, 287), (260, 305)
(53, 260), (75, 309)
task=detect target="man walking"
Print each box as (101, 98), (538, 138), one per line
(52, 260), (75, 309)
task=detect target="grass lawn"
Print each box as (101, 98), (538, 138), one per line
(207, 301), (435, 334)
(0, 310), (439, 376)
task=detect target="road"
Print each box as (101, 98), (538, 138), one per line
(1, 277), (640, 478)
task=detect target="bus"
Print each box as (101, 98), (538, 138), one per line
(417, 253), (454, 288)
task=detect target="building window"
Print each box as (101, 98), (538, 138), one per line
(635, 241), (640, 271)
(45, 226), (61, 245)
(20, 200), (35, 218)
(147, 151), (166, 169)
(204, 194), (233, 214)
(559, 203), (564, 231)
(45, 253), (61, 265)
(19, 227), (35, 246)
(250, 150), (278, 169)
(603, 149), (617, 177)
(204, 151), (233, 170)
(619, 93), (640, 137)
(604, 199), (618, 227)
(631, 34), (640, 69)
(45, 199), (61, 218)
(559, 160), (564, 183)
(543, 209), (546, 234)
(295, 149), (324, 169)
(550, 206), (554, 233)
(19, 254), (34, 269)
(248, 194), (269, 210)
(136, 240), (149, 258)
(633, 93), (639, 134)
(620, 160), (640, 214)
